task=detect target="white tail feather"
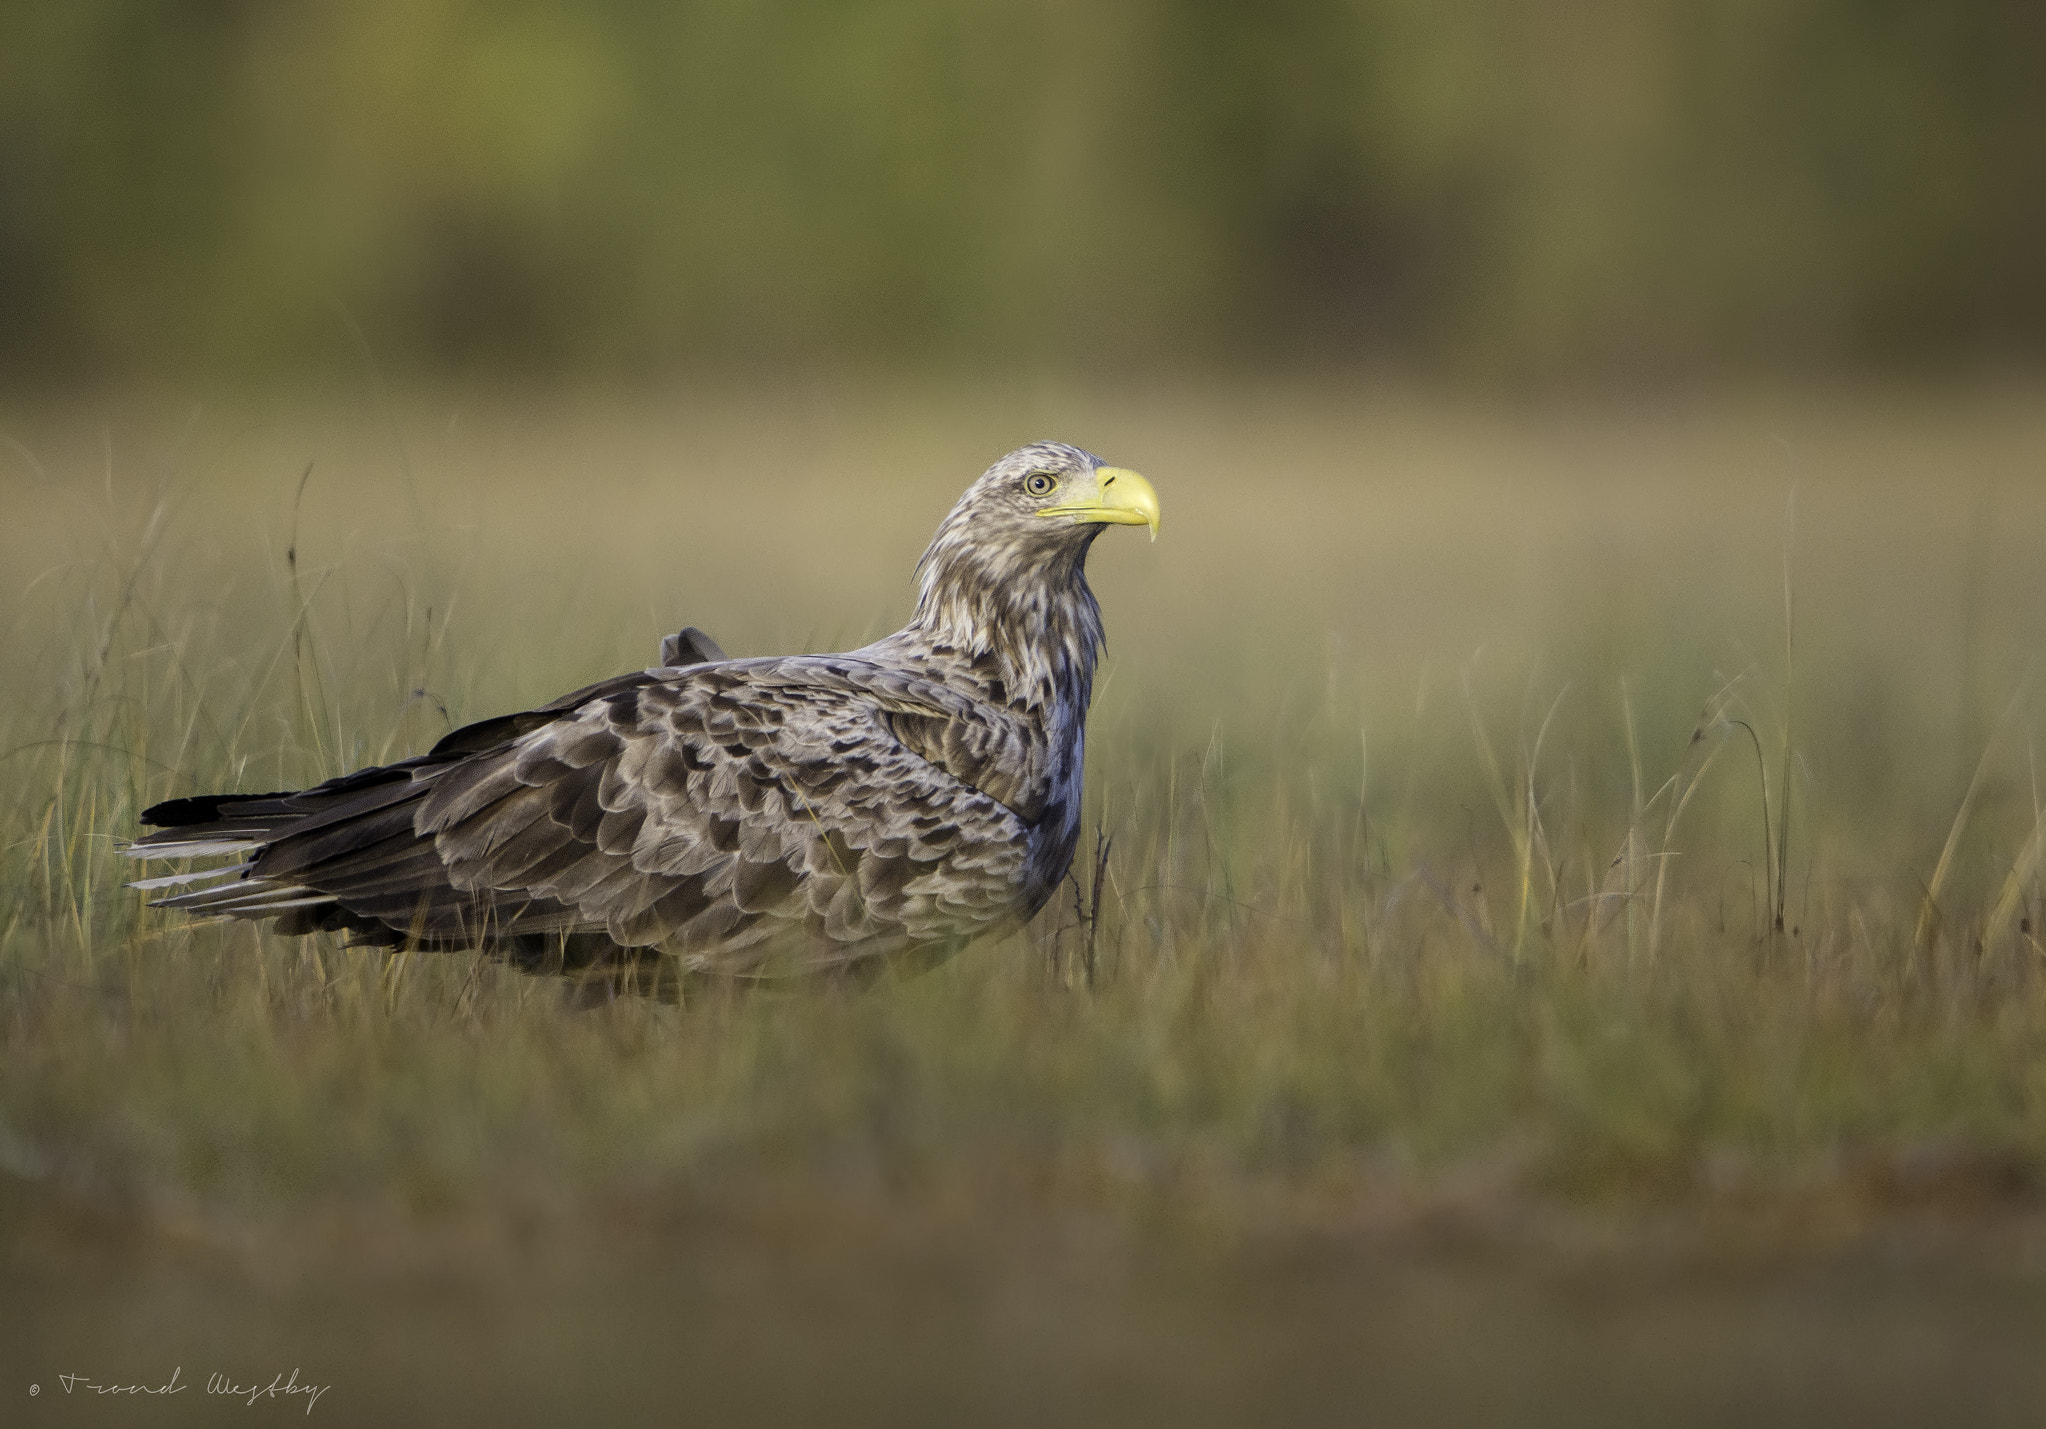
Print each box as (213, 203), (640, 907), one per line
(124, 839), (260, 861)
(180, 893), (335, 915)
(167, 884), (321, 912)
(128, 863), (255, 891)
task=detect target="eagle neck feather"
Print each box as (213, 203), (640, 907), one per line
(902, 525), (1105, 715)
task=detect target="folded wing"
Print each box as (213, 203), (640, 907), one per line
(131, 656), (1040, 977)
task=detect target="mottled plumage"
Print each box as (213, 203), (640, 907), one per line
(128, 442), (1158, 995)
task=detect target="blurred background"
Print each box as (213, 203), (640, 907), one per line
(3, 0), (2043, 385)
(12, 9), (2046, 1424)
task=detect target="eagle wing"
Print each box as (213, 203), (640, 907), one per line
(137, 656), (1045, 976)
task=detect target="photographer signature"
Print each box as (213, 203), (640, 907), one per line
(32, 1367), (329, 1415)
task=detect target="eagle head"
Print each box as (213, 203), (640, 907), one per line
(906, 441), (1159, 703)
(916, 441), (1158, 591)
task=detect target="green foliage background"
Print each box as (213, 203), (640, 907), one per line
(4, 0), (2043, 378)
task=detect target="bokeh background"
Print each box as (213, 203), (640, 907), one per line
(11, 7), (2046, 1427)
(3, 0), (2044, 383)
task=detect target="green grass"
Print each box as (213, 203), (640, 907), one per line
(7, 381), (2046, 1423)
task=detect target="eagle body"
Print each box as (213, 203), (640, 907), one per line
(128, 442), (1158, 990)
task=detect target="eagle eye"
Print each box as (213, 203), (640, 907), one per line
(1023, 472), (1057, 497)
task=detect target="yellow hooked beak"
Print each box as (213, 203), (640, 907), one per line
(1036, 467), (1161, 541)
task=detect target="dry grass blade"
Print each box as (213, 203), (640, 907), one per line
(1917, 688), (2028, 949)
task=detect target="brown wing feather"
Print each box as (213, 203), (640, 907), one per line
(135, 654), (1048, 977)
(419, 659), (1039, 972)
(884, 709), (1045, 823)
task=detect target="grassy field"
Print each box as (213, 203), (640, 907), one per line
(6, 380), (2046, 1424)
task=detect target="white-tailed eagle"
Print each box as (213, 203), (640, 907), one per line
(127, 442), (1159, 994)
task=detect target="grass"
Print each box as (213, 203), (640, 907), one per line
(7, 379), (2046, 1424)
